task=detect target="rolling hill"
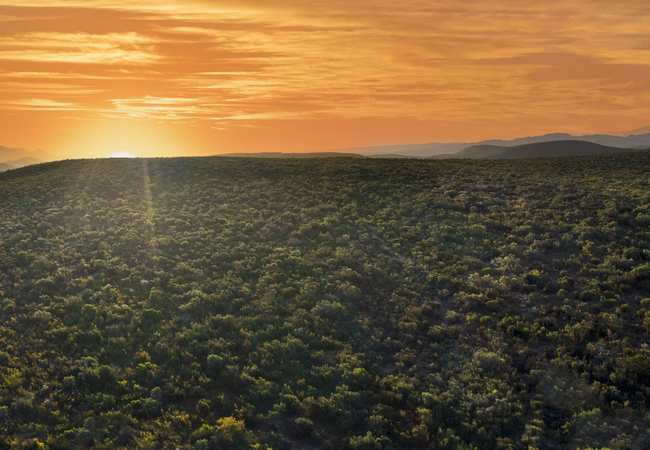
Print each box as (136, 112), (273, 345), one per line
(336, 142), (469, 157)
(0, 163), (14, 172)
(610, 125), (650, 136)
(494, 140), (638, 159)
(367, 153), (412, 158)
(219, 151), (365, 158)
(2, 156), (45, 167)
(434, 144), (510, 159)
(431, 140), (641, 159)
(335, 130), (650, 157)
(0, 145), (55, 163)
(0, 152), (650, 448)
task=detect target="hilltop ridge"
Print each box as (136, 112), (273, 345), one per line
(1, 152), (650, 448)
(336, 130), (650, 157)
(430, 140), (640, 159)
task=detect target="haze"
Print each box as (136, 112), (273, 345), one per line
(2, 0), (650, 158)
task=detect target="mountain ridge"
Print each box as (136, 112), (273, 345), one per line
(337, 130), (650, 157)
(218, 152), (366, 158)
(3, 156), (45, 167)
(0, 145), (56, 164)
(430, 140), (643, 160)
(5, 126), (650, 162)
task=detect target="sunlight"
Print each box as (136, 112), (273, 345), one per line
(107, 151), (137, 158)
(60, 120), (185, 159)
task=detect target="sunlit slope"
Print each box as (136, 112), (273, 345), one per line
(1, 153), (650, 448)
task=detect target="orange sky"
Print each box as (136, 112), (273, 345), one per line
(1, 0), (650, 158)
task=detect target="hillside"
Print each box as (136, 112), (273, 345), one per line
(430, 144), (509, 159)
(432, 140), (639, 159)
(456, 144), (509, 158)
(1, 153), (650, 448)
(219, 152), (365, 158)
(611, 125), (650, 136)
(3, 156), (45, 167)
(367, 153), (412, 159)
(338, 131), (650, 157)
(0, 162), (14, 172)
(493, 140), (636, 159)
(339, 142), (469, 157)
(0, 145), (55, 163)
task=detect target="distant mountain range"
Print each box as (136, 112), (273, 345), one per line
(0, 146), (53, 171)
(429, 140), (643, 159)
(0, 157), (48, 172)
(0, 145), (54, 161)
(3, 127), (650, 168)
(610, 125), (650, 136)
(219, 139), (645, 161)
(220, 152), (365, 158)
(4, 156), (46, 167)
(341, 130), (650, 158)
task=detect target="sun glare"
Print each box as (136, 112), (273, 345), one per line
(107, 152), (137, 158)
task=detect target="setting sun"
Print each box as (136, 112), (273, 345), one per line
(107, 152), (137, 158)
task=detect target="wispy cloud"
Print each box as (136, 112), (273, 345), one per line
(0, 81), (104, 95)
(0, 32), (160, 64)
(0, 98), (81, 110)
(101, 96), (211, 121)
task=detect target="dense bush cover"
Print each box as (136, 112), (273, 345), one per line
(0, 152), (649, 449)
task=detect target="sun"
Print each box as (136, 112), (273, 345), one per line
(107, 151), (138, 158)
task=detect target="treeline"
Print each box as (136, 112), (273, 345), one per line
(0, 152), (649, 448)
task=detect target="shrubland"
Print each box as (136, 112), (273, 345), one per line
(0, 152), (649, 449)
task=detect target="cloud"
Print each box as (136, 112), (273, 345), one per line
(0, 32), (161, 64)
(0, 98), (81, 110)
(101, 96), (214, 121)
(0, 71), (129, 80)
(0, 81), (104, 95)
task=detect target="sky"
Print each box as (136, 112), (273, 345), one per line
(1, 1), (650, 158)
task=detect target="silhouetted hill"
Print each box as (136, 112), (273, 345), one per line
(219, 152), (365, 158)
(0, 145), (56, 163)
(430, 140), (639, 159)
(335, 132), (650, 157)
(451, 144), (508, 158)
(492, 140), (635, 159)
(338, 142), (469, 157)
(628, 126), (650, 136)
(3, 156), (45, 167)
(477, 133), (575, 147)
(367, 153), (412, 158)
(0, 163), (14, 172)
(610, 125), (650, 136)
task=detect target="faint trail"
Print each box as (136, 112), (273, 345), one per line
(142, 159), (157, 258)
(74, 159), (101, 208)
(368, 225), (412, 263)
(69, 159), (102, 248)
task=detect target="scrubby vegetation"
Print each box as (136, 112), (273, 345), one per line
(0, 152), (649, 449)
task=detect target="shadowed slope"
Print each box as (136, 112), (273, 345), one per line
(431, 140), (640, 159)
